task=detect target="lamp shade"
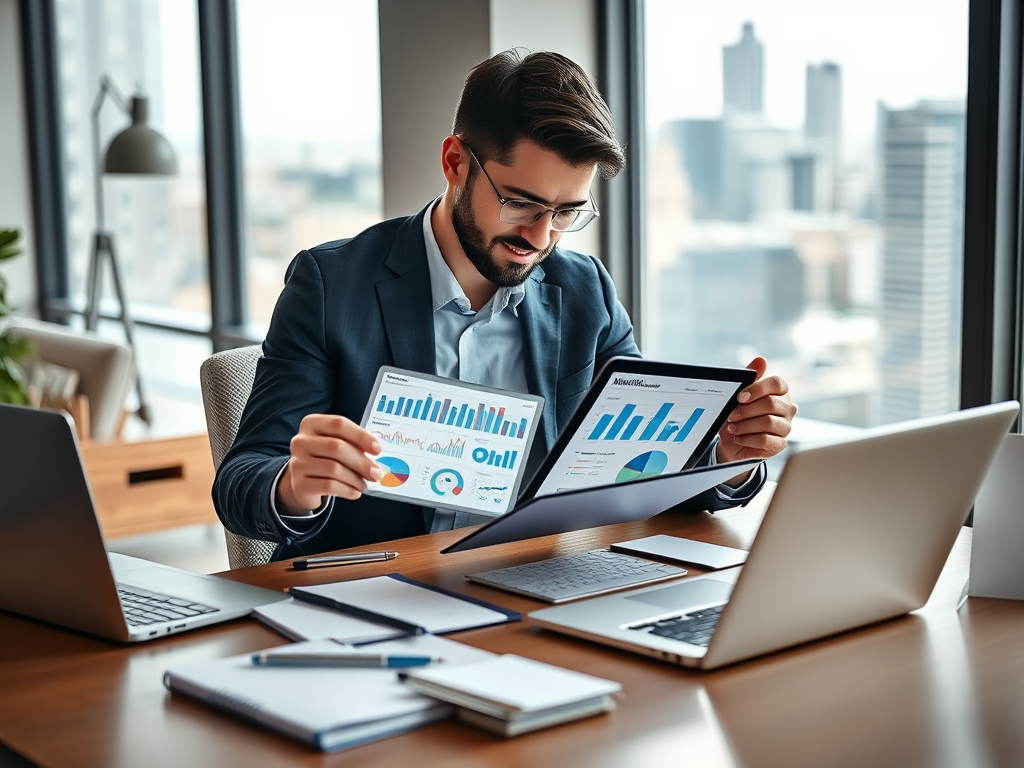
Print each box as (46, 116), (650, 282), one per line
(104, 96), (177, 175)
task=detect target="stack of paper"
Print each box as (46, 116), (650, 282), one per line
(163, 635), (494, 752)
(399, 654), (621, 737)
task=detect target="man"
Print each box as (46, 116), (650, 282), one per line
(214, 50), (796, 560)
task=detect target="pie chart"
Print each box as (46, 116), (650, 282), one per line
(615, 450), (669, 483)
(377, 456), (410, 487)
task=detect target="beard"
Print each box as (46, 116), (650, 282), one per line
(451, 184), (554, 287)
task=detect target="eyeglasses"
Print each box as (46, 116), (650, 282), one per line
(462, 143), (600, 233)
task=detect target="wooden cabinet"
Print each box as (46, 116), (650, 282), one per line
(80, 434), (218, 539)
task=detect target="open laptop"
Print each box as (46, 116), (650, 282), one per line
(529, 401), (1019, 670)
(0, 403), (287, 642)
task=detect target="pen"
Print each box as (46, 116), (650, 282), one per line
(291, 551), (399, 570)
(251, 652), (442, 668)
(288, 588), (428, 636)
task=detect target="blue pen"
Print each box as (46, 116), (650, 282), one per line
(251, 651), (442, 668)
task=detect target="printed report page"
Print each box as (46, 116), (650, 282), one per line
(533, 371), (743, 498)
(362, 370), (541, 515)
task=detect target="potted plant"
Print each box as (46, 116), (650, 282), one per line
(0, 228), (33, 404)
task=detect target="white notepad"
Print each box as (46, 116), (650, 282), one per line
(400, 654), (621, 737)
(163, 635), (495, 752)
(252, 598), (406, 643)
(290, 574), (517, 634)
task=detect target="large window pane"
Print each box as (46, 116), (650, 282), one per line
(237, 0), (384, 328)
(55, 0), (209, 318)
(644, 1), (969, 427)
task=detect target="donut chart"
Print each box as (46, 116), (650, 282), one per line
(615, 450), (669, 483)
(376, 456), (410, 487)
(430, 468), (464, 496)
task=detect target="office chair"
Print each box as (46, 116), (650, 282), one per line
(199, 345), (277, 569)
(1, 317), (134, 440)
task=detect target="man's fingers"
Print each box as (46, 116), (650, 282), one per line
(291, 433), (384, 483)
(300, 414), (382, 455)
(290, 456), (371, 501)
(728, 393), (797, 424)
(724, 413), (792, 439)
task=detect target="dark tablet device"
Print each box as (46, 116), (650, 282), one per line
(518, 356), (756, 502)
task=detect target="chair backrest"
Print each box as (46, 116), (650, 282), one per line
(199, 345), (277, 569)
(1, 317), (133, 440)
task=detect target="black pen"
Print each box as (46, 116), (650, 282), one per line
(291, 551), (398, 571)
(288, 587), (427, 636)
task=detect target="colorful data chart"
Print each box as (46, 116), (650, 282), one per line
(430, 468), (464, 496)
(588, 404), (705, 443)
(375, 390), (529, 440)
(377, 456), (411, 488)
(615, 450), (669, 483)
(471, 446), (518, 470)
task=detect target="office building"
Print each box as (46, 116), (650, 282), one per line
(804, 62), (843, 211)
(877, 100), (965, 423)
(723, 21), (764, 116)
(649, 240), (805, 366)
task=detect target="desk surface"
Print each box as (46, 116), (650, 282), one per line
(3, 490), (1024, 768)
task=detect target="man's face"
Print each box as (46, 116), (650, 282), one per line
(451, 140), (597, 287)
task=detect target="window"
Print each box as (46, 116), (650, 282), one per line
(236, 0), (383, 329)
(53, 0), (210, 405)
(643, 0), (970, 427)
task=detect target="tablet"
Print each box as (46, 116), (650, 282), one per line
(359, 367), (544, 516)
(519, 357), (756, 500)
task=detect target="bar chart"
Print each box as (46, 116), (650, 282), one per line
(376, 390), (528, 440)
(587, 403), (706, 443)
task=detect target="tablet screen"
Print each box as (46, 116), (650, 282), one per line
(359, 367), (544, 516)
(531, 365), (750, 498)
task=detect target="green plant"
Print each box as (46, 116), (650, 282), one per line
(0, 228), (33, 404)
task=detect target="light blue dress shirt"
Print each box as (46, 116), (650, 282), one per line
(421, 201), (531, 532)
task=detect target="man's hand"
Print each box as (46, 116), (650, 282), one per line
(276, 414), (384, 515)
(717, 357), (797, 466)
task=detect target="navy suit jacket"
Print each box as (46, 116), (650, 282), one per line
(214, 205), (760, 559)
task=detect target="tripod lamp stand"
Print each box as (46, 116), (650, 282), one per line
(87, 75), (177, 425)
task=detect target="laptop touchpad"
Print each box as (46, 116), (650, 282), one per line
(625, 578), (733, 610)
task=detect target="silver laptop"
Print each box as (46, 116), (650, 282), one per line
(529, 401), (1019, 670)
(0, 403), (287, 642)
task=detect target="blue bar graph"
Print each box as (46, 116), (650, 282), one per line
(586, 402), (704, 444)
(374, 390), (531, 439)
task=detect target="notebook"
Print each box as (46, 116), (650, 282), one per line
(399, 654), (621, 737)
(252, 598), (407, 644)
(530, 402), (1019, 670)
(0, 403), (287, 642)
(164, 635), (495, 752)
(289, 574), (520, 634)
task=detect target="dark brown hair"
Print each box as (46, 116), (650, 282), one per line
(452, 49), (625, 179)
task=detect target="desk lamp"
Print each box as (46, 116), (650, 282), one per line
(87, 75), (177, 425)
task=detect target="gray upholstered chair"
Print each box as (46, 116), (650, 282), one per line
(199, 345), (278, 569)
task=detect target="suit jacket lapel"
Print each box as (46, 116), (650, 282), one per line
(521, 264), (561, 449)
(376, 206), (436, 375)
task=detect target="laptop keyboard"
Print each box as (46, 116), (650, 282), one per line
(629, 604), (725, 647)
(117, 585), (220, 626)
(467, 549), (686, 602)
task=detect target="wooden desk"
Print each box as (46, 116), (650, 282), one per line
(3, 493), (1024, 768)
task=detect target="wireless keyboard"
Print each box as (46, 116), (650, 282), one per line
(466, 549), (687, 603)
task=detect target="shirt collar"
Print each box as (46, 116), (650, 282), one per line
(422, 199), (526, 317)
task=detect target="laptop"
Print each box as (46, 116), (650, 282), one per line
(0, 404), (288, 642)
(529, 401), (1019, 670)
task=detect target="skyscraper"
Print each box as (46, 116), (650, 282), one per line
(805, 62), (842, 210)
(878, 101), (965, 423)
(723, 22), (764, 115)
